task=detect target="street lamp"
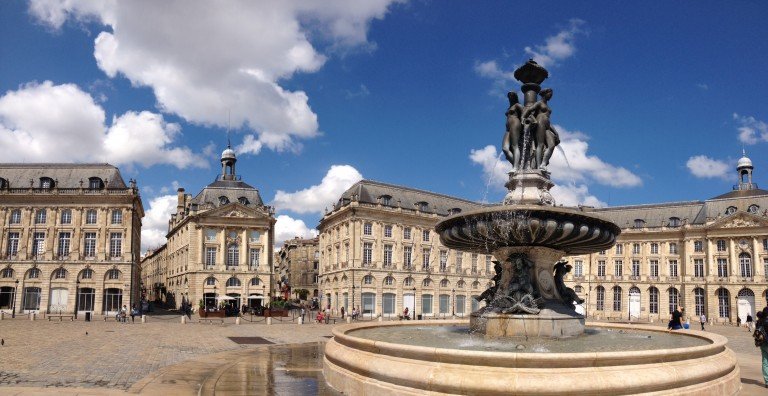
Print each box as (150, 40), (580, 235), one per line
(451, 288), (455, 317)
(12, 279), (19, 318)
(412, 286), (417, 320)
(75, 279), (80, 319)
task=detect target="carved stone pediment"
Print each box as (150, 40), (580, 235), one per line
(722, 217), (758, 228)
(708, 212), (768, 230)
(224, 209), (247, 218)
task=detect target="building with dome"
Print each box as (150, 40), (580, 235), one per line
(141, 146), (276, 313)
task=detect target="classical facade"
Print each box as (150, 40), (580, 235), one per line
(276, 236), (319, 301)
(140, 147), (275, 311)
(0, 164), (144, 317)
(318, 180), (491, 319)
(564, 153), (768, 324)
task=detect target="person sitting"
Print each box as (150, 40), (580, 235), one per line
(316, 311), (324, 324)
(667, 306), (684, 331)
(401, 307), (410, 320)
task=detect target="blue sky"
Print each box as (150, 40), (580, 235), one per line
(1, 1), (767, 250)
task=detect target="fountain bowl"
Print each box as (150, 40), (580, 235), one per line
(324, 320), (740, 395)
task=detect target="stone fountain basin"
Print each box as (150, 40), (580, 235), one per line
(435, 205), (621, 255)
(324, 320), (740, 395)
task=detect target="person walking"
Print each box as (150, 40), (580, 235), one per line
(340, 306), (345, 319)
(754, 308), (768, 388)
(747, 313), (754, 332)
(120, 305), (128, 323)
(699, 313), (706, 331)
(130, 304), (138, 323)
(300, 307), (306, 323)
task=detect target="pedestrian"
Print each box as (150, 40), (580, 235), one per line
(737, 316), (742, 328)
(130, 304), (138, 323)
(699, 313), (706, 331)
(667, 306), (683, 331)
(747, 314), (754, 332)
(316, 310), (324, 324)
(120, 305), (128, 323)
(340, 306), (345, 319)
(753, 308), (768, 388)
(300, 307), (306, 323)
(324, 307), (330, 324)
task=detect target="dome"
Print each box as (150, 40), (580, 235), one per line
(221, 147), (236, 160)
(738, 154), (753, 168)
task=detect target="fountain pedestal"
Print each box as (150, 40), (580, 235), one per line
(503, 169), (555, 206)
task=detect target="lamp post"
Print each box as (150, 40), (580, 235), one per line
(412, 286), (416, 320)
(12, 279), (19, 318)
(451, 288), (455, 317)
(75, 279), (80, 319)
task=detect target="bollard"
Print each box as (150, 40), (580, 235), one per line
(378, 316), (383, 322)
(181, 315), (186, 324)
(298, 317), (303, 325)
(141, 315), (146, 323)
(266, 317), (272, 325)
(30, 312), (35, 321)
(235, 317), (241, 325)
(346, 317), (351, 324)
(0, 312), (4, 320)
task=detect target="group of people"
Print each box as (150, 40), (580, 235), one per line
(115, 304), (141, 323)
(304, 306), (361, 324)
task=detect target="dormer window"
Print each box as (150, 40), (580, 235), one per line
(725, 206), (737, 215)
(0, 177), (6, 189)
(416, 201), (429, 212)
(448, 208), (462, 215)
(633, 219), (645, 228)
(668, 217), (681, 227)
(219, 196), (230, 205)
(88, 177), (104, 190)
(40, 177), (54, 189)
(748, 204), (760, 214)
(379, 195), (392, 206)
(238, 197), (250, 205)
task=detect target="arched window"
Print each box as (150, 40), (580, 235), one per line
(111, 209), (122, 225)
(694, 288), (705, 316)
(10, 209), (21, 224)
(39, 177), (54, 189)
(668, 288), (679, 314)
(53, 268), (67, 279)
(227, 244), (239, 268)
(363, 275), (373, 285)
(383, 276), (394, 286)
(422, 278), (432, 287)
(238, 197), (250, 205)
(596, 286), (605, 311)
(206, 277), (216, 286)
(456, 280), (465, 289)
(612, 286), (622, 311)
(80, 268), (93, 280)
(86, 209), (97, 224)
(668, 217), (681, 227)
(88, 177), (104, 189)
(219, 196), (230, 205)
(250, 277), (260, 286)
(472, 281), (480, 290)
(717, 288), (730, 318)
(740, 253), (753, 277)
(748, 204), (760, 214)
(226, 277), (241, 287)
(35, 209), (46, 224)
(725, 206), (737, 215)
(633, 219), (645, 228)
(404, 277), (414, 287)
(106, 269), (120, 280)
(1, 267), (13, 278)
(440, 279), (450, 288)
(649, 287), (659, 314)
(60, 209), (72, 224)
(27, 268), (40, 279)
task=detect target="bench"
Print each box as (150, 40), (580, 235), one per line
(199, 318), (225, 325)
(317, 318), (337, 324)
(47, 314), (75, 321)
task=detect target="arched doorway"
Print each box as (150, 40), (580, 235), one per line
(49, 287), (68, 313)
(737, 288), (755, 323)
(0, 286), (15, 311)
(628, 287), (641, 319)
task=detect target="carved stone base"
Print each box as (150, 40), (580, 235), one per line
(470, 303), (585, 338)
(503, 169), (555, 206)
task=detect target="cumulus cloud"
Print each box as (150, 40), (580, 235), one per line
(734, 113), (768, 145)
(0, 81), (204, 168)
(469, 125), (640, 206)
(524, 19), (586, 68)
(272, 165), (363, 214)
(140, 194), (177, 252)
(686, 155), (730, 179)
(274, 215), (318, 247)
(29, 0), (400, 153)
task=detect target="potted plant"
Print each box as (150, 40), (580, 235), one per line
(198, 299), (207, 317)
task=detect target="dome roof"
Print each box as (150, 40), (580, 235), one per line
(738, 154), (753, 168)
(221, 147), (236, 160)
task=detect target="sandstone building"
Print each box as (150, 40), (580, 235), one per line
(140, 147), (275, 311)
(276, 236), (320, 301)
(0, 164), (143, 317)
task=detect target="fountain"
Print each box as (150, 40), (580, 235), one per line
(324, 60), (740, 395)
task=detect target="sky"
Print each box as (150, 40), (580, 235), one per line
(1, 1), (768, 251)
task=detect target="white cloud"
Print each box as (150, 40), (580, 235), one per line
(141, 194), (177, 252)
(274, 215), (318, 247)
(0, 81), (204, 168)
(524, 19), (586, 68)
(686, 155), (730, 179)
(696, 83), (709, 90)
(29, 0), (400, 153)
(272, 165), (363, 214)
(734, 113), (768, 145)
(550, 184), (606, 208)
(473, 60), (515, 82)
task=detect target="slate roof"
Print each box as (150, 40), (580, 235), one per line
(0, 163), (127, 188)
(190, 177), (264, 208)
(334, 180), (484, 216)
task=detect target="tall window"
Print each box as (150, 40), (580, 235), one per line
(32, 232), (45, 257)
(649, 287), (659, 314)
(694, 259), (704, 278)
(363, 242), (373, 265)
(439, 251), (448, 272)
(362, 293), (376, 316)
(717, 289), (730, 318)
(694, 288), (705, 316)
(632, 243), (640, 254)
(596, 286), (605, 311)
(668, 288), (679, 313)
(227, 244), (239, 268)
(650, 243), (658, 254)
(384, 225), (392, 238)
(456, 295), (466, 315)
(383, 293), (396, 315)
(57, 232), (71, 257)
(471, 254), (478, 274)
(107, 269), (120, 280)
(485, 255), (492, 273)
(205, 247), (216, 268)
(86, 209), (97, 224)
(612, 286), (622, 311)
(383, 244), (393, 267)
(455, 254), (463, 273)
(764, 238), (768, 251)
(422, 248), (431, 270)
(615, 244), (623, 255)
(6, 232), (19, 257)
(631, 260), (640, 277)
(109, 233), (122, 257)
(249, 248), (260, 270)
(717, 258), (728, 277)
(422, 230), (430, 242)
(614, 260), (623, 277)
(597, 260), (606, 277)
(403, 227), (411, 240)
(574, 260), (583, 277)
(111, 210), (122, 225)
(650, 260), (659, 277)
(716, 240), (726, 252)
(739, 253), (752, 277)
(694, 240), (703, 252)
(35, 209), (46, 224)
(10, 209), (21, 224)
(60, 209), (72, 224)
(84, 233), (96, 257)
(439, 294), (450, 314)
(421, 294), (433, 315)
(403, 246), (412, 269)
(669, 243), (678, 254)
(668, 260), (678, 277)
(363, 222), (372, 236)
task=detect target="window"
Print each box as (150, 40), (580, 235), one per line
(384, 225), (392, 238)
(403, 246), (412, 269)
(634, 219), (645, 228)
(363, 275), (373, 285)
(384, 276), (394, 286)
(632, 243), (641, 254)
(669, 260), (678, 277)
(84, 233), (96, 257)
(649, 287), (659, 314)
(362, 293), (376, 315)
(739, 253), (752, 277)
(650, 243), (659, 254)
(227, 244), (239, 268)
(439, 294), (450, 314)
(86, 209), (97, 224)
(597, 260), (606, 277)
(0, 178), (5, 188)
(471, 254), (478, 274)
(57, 232), (71, 257)
(27, 268), (40, 279)
(417, 202), (429, 212)
(10, 209), (21, 224)
(109, 233), (122, 258)
(694, 259), (704, 278)
(226, 277), (241, 287)
(422, 230), (430, 242)
(472, 281), (479, 290)
(631, 260), (640, 277)
(80, 268), (93, 279)
(404, 277), (414, 287)
(574, 260), (583, 277)
(6, 232), (19, 257)
(716, 240), (727, 252)
(250, 278), (260, 286)
(448, 208), (462, 215)
(485, 255), (492, 273)
(206, 277), (216, 286)
(668, 217), (681, 227)
(764, 238), (768, 251)
(439, 251), (448, 272)
(238, 197), (250, 205)
(717, 289), (730, 318)
(23, 287), (41, 311)
(614, 260), (623, 277)
(249, 248), (260, 270)
(455, 254), (463, 272)
(383, 244), (393, 267)
(421, 294), (433, 314)
(422, 248), (431, 270)
(694, 288), (705, 316)
(53, 268), (67, 279)
(668, 288), (679, 313)
(612, 286), (622, 311)
(669, 243), (678, 255)
(694, 240), (703, 252)
(249, 230), (260, 242)
(615, 244), (623, 255)
(88, 177), (103, 189)
(596, 286), (605, 311)
(363, 242), (373, 265)
(717, 258), (728, 278)
(32, 232), (45, 257)
(205, 247), (216, 268)
(383, 293), (396, 314)
(403, 227), (411, 240)
(456, 295), (466, 315)
(107, 269), (120, 280)
(111, 210), (122, 225)
(1, 267), (12, 278)
(725, 206), (737, 215)
(422, 278), (432, 287)
(380, 195), (391, 206)
(35, 209), (46, 224)
(439, 279), (449, 288)
(60, 209), (72, 224)
(650, 260), (659, 277)
(598, 250), (606, 255)
(748, 204), (760, 214)
(219, 196), (230, 205)
(363, 223), (372, 236)
(40, 177), (53, 189)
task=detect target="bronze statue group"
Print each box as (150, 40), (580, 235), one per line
(502, 88), (561, 172)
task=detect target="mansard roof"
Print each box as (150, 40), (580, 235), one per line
(0, 163), (127, 188)
(190, 178), (264, 208)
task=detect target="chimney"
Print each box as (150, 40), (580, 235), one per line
(177, 188), (186, 214)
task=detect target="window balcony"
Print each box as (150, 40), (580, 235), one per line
(5, 254), (18, 260)
(629, 275), (640, 281)
(667, 276), (679, 282)
(226, 265), (239, 271)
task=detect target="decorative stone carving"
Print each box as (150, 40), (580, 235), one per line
(224, 209), (247, 218)
(722, 217), (758, 228)
(553, 260), (584, 305)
